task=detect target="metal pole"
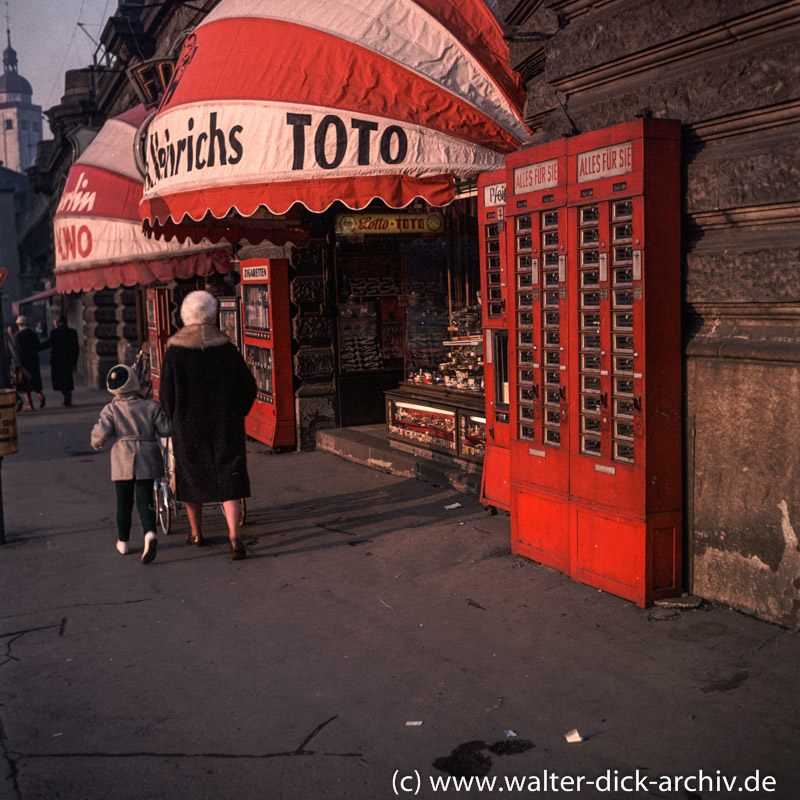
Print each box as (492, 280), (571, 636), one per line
(0, 290), (8, 544)
(0, 288), (9, 388)
(0, 457), (5, 545)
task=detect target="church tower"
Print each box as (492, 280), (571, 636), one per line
(0, 23), (42, 172)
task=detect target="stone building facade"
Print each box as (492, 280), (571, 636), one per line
(500, 0), (800, 626)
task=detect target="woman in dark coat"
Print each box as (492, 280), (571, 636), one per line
(159, 291), (257, 559)
(12, 316), (45, 410)
(46, 316), (80, 406)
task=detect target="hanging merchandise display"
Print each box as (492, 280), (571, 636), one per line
(477, 168), (511, 512)
(504, 118), (683, 607)
(145, 287), (170, 398)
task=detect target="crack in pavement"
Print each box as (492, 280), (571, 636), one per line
(314, 523), (358, 537)
(0, 619), (67, 667)
(6, 716), (362, 762)
(0, 599), (150, 622)
(0, 713), (22, 800)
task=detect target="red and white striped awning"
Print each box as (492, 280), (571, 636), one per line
(54, 105), (237, 293)
(139, 0), (529, 239)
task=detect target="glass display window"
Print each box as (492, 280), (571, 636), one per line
(387, 400), (456, 452)
(244, 344), (274, 398)
(493, 329), (510, 409)
(243, 285), (271, 333)
(460, 413), (487, 458)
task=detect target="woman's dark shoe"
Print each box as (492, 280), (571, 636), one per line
(229, 538), (246, 560)
(186, 533), (205, 547)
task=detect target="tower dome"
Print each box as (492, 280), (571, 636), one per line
(1, 23), (41, 172)
(1, 28), (32, 97)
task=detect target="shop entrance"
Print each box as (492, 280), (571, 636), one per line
(333, 202), (484, 465)
(335, 236), (405, 425)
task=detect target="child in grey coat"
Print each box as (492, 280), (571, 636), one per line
(92, 364), (171, 563)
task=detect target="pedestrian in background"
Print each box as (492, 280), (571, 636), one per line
(44, 315), (80, 406)
(10, 316), (45, 411)
(91, 364), (171, 564)
(4, 327), (24, 411)
(159, 290), (256, 560)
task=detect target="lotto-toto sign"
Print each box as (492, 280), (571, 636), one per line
(335, 213), (444, 236)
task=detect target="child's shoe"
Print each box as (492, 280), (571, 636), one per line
(142, 531), (158, 564)
(116, 540), (130, 555)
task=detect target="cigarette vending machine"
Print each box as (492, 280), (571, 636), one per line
(239, 258), (295, 449)
(478, 169), (511, 512)
(145, 286), (170, 400)
(505, 119), (682, 606)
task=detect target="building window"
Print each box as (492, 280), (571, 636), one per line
(4, 119), (12, 130)
(21, 120), (28, 130)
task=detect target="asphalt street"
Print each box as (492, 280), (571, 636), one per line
(1, 377), (798, 799)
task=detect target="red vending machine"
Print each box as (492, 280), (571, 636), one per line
(145, 287), (170, 400)
(506, 119), (682, 606)
(477, 169), (511, 512)
(239, 259), (296, 449)
(505, 139), (570, 570)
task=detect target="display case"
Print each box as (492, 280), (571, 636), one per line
(478, 168), (511, 511)
(387, 399), (456, 453)
(459, 411), (487, 459)
(385, 384), (486, 463)
(505, 119), (682, 606)
(239, 259), (295, 448)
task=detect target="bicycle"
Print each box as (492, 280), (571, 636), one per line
(153, 436), (246, 536)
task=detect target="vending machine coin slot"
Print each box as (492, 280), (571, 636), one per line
(632, 250), (642, 281)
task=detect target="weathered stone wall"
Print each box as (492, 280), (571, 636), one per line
(82, 289), (124, 389)
(501, 0), (800, 626)
(687, 356), (800, 628)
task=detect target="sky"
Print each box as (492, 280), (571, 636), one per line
(5, 0), (116, 113)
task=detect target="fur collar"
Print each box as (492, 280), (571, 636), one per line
(166, 324), (230, 350)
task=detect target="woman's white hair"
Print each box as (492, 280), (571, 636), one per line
(180, 290), (218, 326)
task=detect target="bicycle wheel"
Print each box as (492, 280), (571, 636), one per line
(154, 479), (172, 535)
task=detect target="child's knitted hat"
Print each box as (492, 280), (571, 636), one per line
(106, 364), (141, 396)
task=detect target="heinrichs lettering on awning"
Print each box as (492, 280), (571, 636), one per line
(138, 0), (530, 240)
(53, 105), (239, 294)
